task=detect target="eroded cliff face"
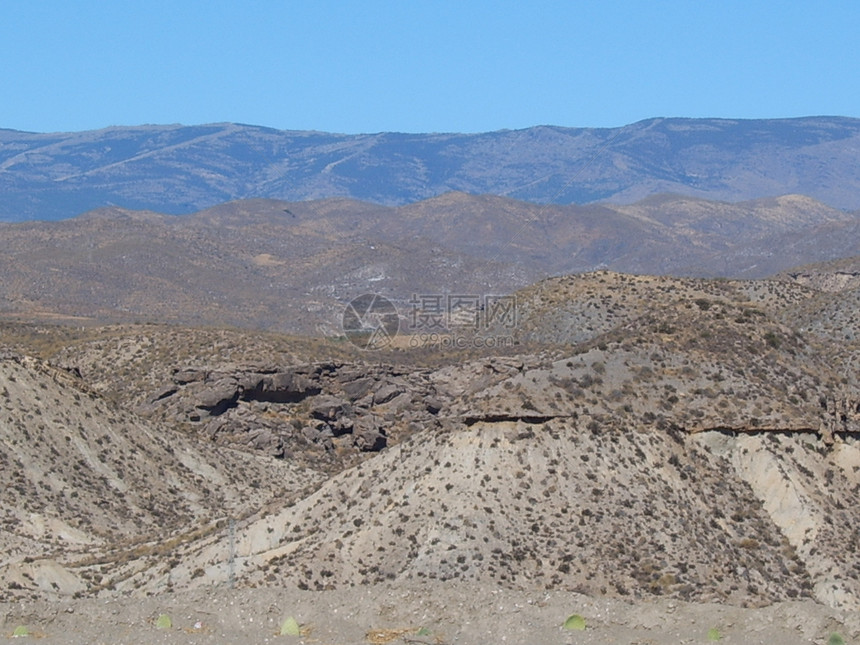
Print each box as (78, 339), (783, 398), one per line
(0, 354), (323, 600)
(696, 431), (860, 609)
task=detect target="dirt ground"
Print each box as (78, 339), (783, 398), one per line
(1, 582), (857, 645)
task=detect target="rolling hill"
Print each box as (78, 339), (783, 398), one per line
(0, 193), (858, 334)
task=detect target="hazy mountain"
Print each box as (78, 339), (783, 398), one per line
(2, 116), (860, 221)
(0, 193), (858, 333)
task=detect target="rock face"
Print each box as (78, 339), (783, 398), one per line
(698, 430), (860, 610)
(141, 363), (440, 470)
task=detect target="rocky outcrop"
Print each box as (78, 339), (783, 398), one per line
(787, 271), (860, 293)
(140, 362), (442, 470)
(822, 393), (860, 434)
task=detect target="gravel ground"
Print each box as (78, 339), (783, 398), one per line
(2, 582), (857, 645)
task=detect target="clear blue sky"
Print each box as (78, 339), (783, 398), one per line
(2, 0), (858, 134)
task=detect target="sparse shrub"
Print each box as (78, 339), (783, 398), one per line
(763, 331), (781, 349)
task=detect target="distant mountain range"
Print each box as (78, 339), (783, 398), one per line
(2, 116), (860, 221)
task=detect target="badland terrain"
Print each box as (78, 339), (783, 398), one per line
(1, 118), (860, 643)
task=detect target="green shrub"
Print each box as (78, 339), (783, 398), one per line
(280, 617), (301, 636)
(562, 614), (586, 631)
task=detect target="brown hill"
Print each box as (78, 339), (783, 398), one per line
(1, 193), (858, 335)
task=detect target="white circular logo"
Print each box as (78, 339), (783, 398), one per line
(342, 294), (400, 350)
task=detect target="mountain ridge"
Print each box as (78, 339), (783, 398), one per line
(2, 116), (860, 221)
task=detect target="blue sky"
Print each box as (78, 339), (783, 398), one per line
(2, 1), (858, 134)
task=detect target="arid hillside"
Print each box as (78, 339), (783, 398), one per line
(1, 193), (859, 335)
(2, 267), (859, 619)
(0, 351), (322, 599)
